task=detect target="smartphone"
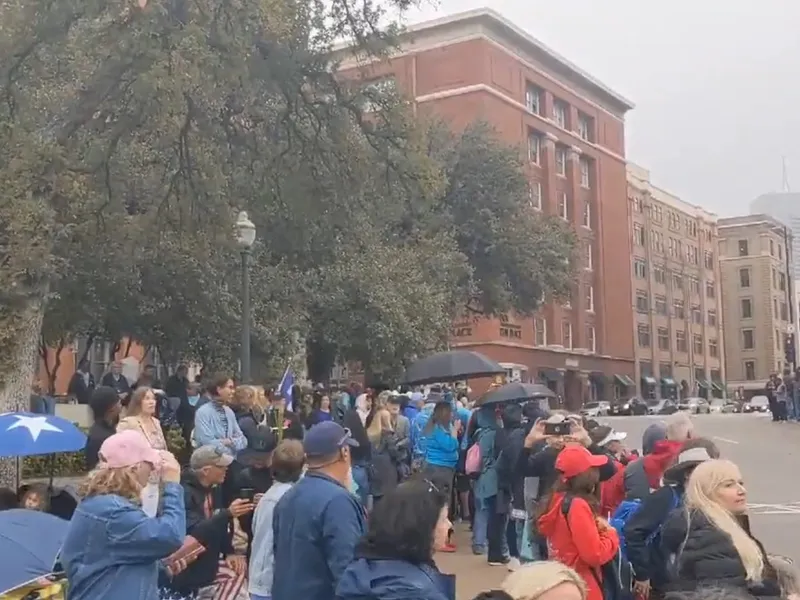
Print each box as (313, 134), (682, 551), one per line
(544, 421), (570, 436)
(239, 488), (255, 502)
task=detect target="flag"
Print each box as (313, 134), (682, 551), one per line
(278, 366), (295, 410)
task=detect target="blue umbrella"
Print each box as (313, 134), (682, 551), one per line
(0, 509), (69, 593)
(0, 412), (87, 457)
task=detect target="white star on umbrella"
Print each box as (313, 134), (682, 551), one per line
(6, 415), (63, 441)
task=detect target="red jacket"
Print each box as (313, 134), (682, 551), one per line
(599, 459), (624, 517)
(538, 493), (619, 600)
(640, 439), (683, 488)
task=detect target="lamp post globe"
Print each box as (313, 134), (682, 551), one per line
(236, 211), (256, 382)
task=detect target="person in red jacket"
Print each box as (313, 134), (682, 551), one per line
(537, 444), (620, 600)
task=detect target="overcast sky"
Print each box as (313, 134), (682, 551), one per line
(404, 0), (800, 217)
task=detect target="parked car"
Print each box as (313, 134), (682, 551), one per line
(581, 401), (611, 418)
(684, 397), (711, 414)
(648, 399), (678, 415)
(709, 399), (725, 413)
(721, 401), (743, 413)
(610, 397), (649, 416)
(743, 395), (770, 413)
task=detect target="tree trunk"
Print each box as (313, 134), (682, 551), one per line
(0, 298), (46, 488)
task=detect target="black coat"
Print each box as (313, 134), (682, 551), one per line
(68, 372), (95, 405)
(661, 509), (780, 599)
(343, 409), (372, 464)
(84, 421), (116, 471)
(369, 432), (405, 498)
(167, 472), (234, 595)
(100, 373), (131, 396)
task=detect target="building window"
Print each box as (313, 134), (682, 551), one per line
(673, 299), (685, 319)
(781, 301), (788, 322)
(580, 157), (590, 188)
(738, 239), (749, 256)
(772, 268), (778, 288)
(705, 280), (716, 298)
(779, 272), (787, 291)
(650, 204), (663, 223)
(770, 239), (775, 256)
(672, 273), (683, 290)
(555, 146), (567, 176)
(707, 309), (717, 327)
(638, 324), (651, 347)
(553, 99), (568, 128)
(584, 242), (593, 271)
(636, 291), (650, 314)
(742, 329), (755, 350)
(709, 339), (718, 357)
(704, 251), (714, 269)
(739, 268), (751, 288)
(740, 298), (752, 319)
(525, 83), (542, 115)
(676, 330), (687, 352)
(693, 334), (704, 354)
(562, 319), (573, 349)
(577, 112), (593, 141)
(633, 223), (645, 246)
(558, 192), (568, 220)
(654, 265), (666, 284)
(534, 317), (547, 345)
(529, 181), (542, 210)
(657, 327), (670, 350)
(585, 284), (594, 312)
(776, 329), (782, 352)
(692, 305), (702, 324)
(632, 195), (643, 212)
(585, 324), (596, 353)
(634, 259), (647, 279)
(687, 245), (699, 265)
(528, 131), (542, 165)
(655, 295), (667, 315)
(690, 276), (701, 295)
(582, 200), (591, 228)
(779, 244), (783, 259)
(668, 212), (680, 231)
(744, 360), (756, 381)
(686, 219), (698, 237)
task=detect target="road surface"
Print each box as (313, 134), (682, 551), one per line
(436, 412), (799, 600)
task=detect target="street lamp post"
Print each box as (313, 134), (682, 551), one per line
(236, 211), (256, 383)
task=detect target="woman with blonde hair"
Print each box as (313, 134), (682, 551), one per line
(661, 459), (780, 598)
(60, 431), (185, 599)
(117, 386), (167, 516)
(367, 408), (405, 506)
(230, 384), (264, 444)
(500, 561), (587, 600)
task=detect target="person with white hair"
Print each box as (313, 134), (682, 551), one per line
(661, 459), (780, 599)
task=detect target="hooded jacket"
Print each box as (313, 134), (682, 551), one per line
(537, 493), (619, 600)
(624, 439), (683, 500)
(335, 555), (455, 600)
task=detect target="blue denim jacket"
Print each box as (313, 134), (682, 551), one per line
(194, 401), (248, 456)
(61, 482), (186, 600)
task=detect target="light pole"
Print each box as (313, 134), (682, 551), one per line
(236, 211), (256, 383)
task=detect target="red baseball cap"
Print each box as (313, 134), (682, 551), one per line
(555, 444), (607, 480)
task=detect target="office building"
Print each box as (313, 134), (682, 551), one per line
(750, 192), (800, 280)
(335, 9), (636, 407)
(627, 164), (725, 400)
(718, 214), (794, 394)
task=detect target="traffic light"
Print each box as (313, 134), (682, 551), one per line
(785, 334), (796, 367)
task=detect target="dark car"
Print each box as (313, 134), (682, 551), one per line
(743, 396), (770, 413)
(610, 397), (649, 416)
(648, 399), (678, 415)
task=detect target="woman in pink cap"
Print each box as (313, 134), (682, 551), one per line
(60, 430), (186, 600)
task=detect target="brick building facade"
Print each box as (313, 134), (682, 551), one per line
(336, 9), (636, 407)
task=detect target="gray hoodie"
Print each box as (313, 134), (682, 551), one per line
(249, 481), (294, 597)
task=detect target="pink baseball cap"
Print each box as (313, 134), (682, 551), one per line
(98, 430), (162, 469)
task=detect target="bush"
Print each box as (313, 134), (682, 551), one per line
(22, 425), (188, 479)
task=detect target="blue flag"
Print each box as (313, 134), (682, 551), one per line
(279, 367), (295, 410)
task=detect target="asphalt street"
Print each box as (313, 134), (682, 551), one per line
(437, 412), (800, 599)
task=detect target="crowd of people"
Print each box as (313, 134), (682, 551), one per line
(7, 371), (800, 600)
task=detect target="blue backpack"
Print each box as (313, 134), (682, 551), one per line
(610, 486), (681, 561)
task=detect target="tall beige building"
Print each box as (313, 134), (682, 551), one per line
(718, 214), (794, 394)
(627, 164), (725, 400)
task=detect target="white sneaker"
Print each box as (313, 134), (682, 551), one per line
(507, 557), (521, 571)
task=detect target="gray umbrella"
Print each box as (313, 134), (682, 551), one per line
(477, 382), (555, 406)
(402, 350), (505, 385)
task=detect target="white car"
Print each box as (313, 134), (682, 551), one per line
(581, 401), (611, 418)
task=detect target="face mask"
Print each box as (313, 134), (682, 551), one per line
(188, 395), (200, 407)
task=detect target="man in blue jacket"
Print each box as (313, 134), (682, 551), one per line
(272, 421), (367, 600)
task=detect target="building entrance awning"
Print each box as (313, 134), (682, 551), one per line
(696, 379), (710, 390)
(614, 374), (635, 387)
(661, 377), (677, 387)
(641, 376), (657, 386)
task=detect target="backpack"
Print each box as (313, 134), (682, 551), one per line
(465, 437), (482, 476)
(561, 495), (634, 600)
(611, 486), (681, 561)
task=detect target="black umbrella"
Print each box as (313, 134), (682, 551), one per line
(402, 350), (505, 385)
(477, 382), (555, 406)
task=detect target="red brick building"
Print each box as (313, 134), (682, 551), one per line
(337, 9), (636, 406)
